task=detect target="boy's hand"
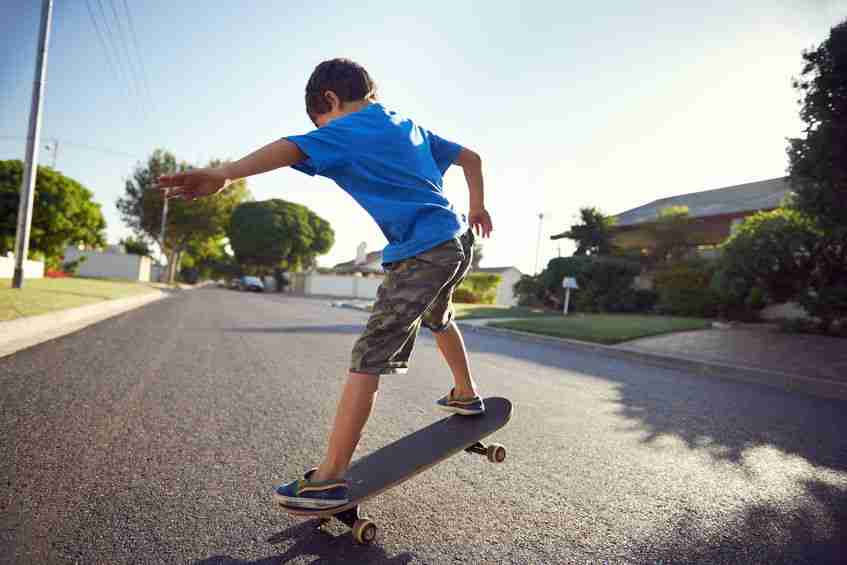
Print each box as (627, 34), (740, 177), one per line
(469, 207), (493, 238)
(154, 167), (231, 201)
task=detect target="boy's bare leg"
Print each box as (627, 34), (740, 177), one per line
(313, 372), (379, 481)
(433, 321), (478, 398)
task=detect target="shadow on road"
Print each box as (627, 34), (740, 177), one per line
(223, 325), (364, 336)
(193, 520), (415, 565)
(628, 477), (847, 564)
(461, 329), (847, 563)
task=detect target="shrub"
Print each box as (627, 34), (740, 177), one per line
(633, 289), (659, 312)
(61, 256), (86, 276)
(456, 273), (500, 304)
(513, 274), (546, 307)
(654, 259), (722, 317)
(453, 287), (480, 304)
(544, 256), (641, 313)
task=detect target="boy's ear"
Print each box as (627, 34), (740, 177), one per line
(323, 90), (341, 112)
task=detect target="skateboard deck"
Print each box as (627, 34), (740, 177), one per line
(279, 396), (512, 543)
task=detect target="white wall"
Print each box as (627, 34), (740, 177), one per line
(304, 274), (384, 299)
(493, 269), (521, 307)
(64, 247), (151, 282)
(0, 255), (44, 279)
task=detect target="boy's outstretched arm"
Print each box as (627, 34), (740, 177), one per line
(455, 147), (493, 238)
(155, 139), (305, 200)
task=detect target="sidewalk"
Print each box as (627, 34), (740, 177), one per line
(458, 318), (847, 403)
(0, 281), (212, 359)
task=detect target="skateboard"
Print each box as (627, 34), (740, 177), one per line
(278, 396), (512, 544)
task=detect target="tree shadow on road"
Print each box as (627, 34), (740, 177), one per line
(628, 477), (847, 564)
(460, 328), (847, 562)
(461, 328), (847, 473)
(193, 520), (415, 565)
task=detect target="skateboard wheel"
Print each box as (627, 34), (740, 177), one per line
(352, 518), (377, 545)
(486, 443), (506, 463)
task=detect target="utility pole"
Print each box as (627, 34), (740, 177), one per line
(159, 189), (169, 282)
(534, 212), (544, 275)
(12, 0), (54, 289)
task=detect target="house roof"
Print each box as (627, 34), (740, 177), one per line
(475, 266), (522, 275)
(612, 177), (791, 227)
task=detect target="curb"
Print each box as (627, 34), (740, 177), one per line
(458, 322), (847, 403)
(0, 289), (168, 359)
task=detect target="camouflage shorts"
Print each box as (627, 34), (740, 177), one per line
(350, 229), (475, 375)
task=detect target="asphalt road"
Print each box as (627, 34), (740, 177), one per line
(2, 288), (846, 564)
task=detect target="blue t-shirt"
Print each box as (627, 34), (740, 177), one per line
(285, 103), (466, 263)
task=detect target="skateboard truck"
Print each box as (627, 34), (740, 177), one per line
(464, 441), (507, 463)
(315, 506), (377, 544)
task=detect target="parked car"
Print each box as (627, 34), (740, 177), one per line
(238, 276), (265, 292)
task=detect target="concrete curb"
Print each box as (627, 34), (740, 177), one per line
(0, 289), (168, 359)
(458, 322), (847, 403)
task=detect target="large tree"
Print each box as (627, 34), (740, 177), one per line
(551, 207), (616, 256)
(0, 160), (106, 268)
(116, 149), (249, 282)
(228, 199), (334, 275)
(785, 19), (847, 329)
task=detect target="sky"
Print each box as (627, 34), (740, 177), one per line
(1, 0), (844, 274)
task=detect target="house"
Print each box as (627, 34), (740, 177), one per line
(63, 244), (152, 282)
(474, 266), (523, 307)
(332, 242), (384, 275)
(609, 177), (791, 258)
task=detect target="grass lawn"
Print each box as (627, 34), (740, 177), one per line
(488, 314), (712, 345)
(454, 303), (554, 319)
(0, 277), (157, 322)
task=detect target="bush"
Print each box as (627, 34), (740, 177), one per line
(513, 274), (546, 307)
(456, 273), (500, 304)
(633, 289), (659, 312)
(453, 287), (481, 304)
(544, 256), (641, 313)
(61, 256), (86, 276)
(654, 259), (722, 317)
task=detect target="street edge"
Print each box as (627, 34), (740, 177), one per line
(0, 287), (172, 359)
(458, 321), (847, 403)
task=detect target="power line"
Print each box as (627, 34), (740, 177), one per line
(94, 0), (132, 101)
(108, 0), (146, 119)
(121, 0), (156, 117)
(84, 0), (120, 86)
(0, 135), (145, 162)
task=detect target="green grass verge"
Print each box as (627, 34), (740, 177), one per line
(454, 304), (554, 320)
(488, 314), (712, 345)
(0, 277), (156, 322)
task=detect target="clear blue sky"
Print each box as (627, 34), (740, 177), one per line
(1, 1), (844, 274)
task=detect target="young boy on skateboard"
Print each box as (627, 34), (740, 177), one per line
(155, 58), (493, 511)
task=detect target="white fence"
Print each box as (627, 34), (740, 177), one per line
(303, 274), (384, 299)
(0, 255), (45, 279)
(63, 247), (151, 282)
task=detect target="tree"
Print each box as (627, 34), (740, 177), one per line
(788, 19), (847, 234)
(0, 160), (106, 268)
(718, 209), (820, 303)
(120, 236), (152, 256)
(116, 150), (249, 283)
(785, 19), (847, 330)
(471, 241), (483, 270)
(550, 207), (616, 256)
(642, 206), (696, 265)
(228, 199), (334, 276)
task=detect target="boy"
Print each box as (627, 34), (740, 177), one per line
(156, 58), (493, 511)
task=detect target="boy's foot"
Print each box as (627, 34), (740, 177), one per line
(273, 468), (349, 510)
(436, 388), (485, 415)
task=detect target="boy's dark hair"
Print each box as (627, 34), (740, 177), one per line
(305, 58), (377, 122)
